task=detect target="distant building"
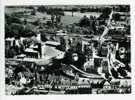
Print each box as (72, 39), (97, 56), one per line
(103, 80), (120, 90)
(5, 38), (15, 47)
(24, 48), (39, 58)
(103, 81), (111, 90)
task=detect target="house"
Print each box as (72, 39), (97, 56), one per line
(103, 81), (111, 90)
(103, 80), (120, 90)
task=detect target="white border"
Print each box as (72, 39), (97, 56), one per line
(0, 0), (135, 100)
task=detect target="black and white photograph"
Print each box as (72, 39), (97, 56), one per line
(4, 5), (131, 95)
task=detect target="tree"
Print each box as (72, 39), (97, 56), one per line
(98, 7), (112, 20)
(79, 15), (90, 27)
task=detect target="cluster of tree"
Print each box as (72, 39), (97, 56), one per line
(5, 23), (36, 38)
(62, 50), (86, 70)
(112, 13), (129, 21)
(70, 5), (129, 13)
(98, 7), (112, 20)
(37, 6), (47, 13)
(46, 9), (64, 16)
(5, 14), (22, 24)
(108, 29), (127, 36)
(80, 7), (106, 13)
(78, 15), (98, 34)
(126, 25), (130, 35)
(114, 5), (130, 12)
(36, 6), (114, 16)
(37, 6), (111, 13)
(5, 13), (37, 38)
(112, 13), (122, 21)
(5, 46), (17, 58)
(37, 6), (64, 16)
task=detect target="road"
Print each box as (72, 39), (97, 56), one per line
(100, 10), (114, 44)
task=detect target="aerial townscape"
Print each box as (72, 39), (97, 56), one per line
(5, 5), (131, 95)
